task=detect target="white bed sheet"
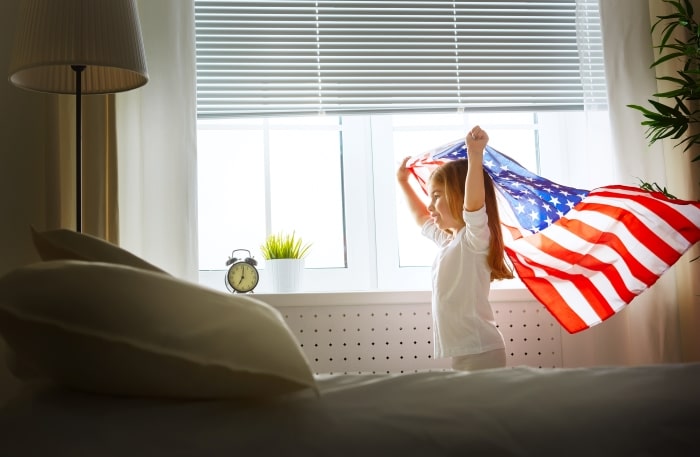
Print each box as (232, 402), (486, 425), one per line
(0, 363), (698, 456)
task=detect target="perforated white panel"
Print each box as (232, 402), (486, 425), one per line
(280, 301), (562, 375)
(493, 302), (562, 369)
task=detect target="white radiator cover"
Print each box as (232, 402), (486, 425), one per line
(259, 290), (562, 375)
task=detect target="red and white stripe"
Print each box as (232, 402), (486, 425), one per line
(504, 185), (700, 333)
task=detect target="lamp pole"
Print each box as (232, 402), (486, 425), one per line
(72, 64), (85, 233)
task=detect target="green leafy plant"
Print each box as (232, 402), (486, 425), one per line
(636, 177), (678, 199)
(627, 0), (700, 163)
(260, 231), (312, 260)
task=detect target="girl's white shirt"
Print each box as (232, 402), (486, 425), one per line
(421, 206), (505, 358)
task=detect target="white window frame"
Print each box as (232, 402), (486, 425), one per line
(199, 109), (599, 294)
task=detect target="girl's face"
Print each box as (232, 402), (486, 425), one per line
(428, 182), (462, 232)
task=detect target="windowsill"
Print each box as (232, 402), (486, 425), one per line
(198, 270), (535, 306)
(251, 287), (535, 308)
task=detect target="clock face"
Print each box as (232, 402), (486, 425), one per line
(227, 261), (259, 293)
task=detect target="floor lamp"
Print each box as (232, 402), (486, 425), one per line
(8, 0), (148, 233)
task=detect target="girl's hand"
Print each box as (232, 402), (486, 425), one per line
(466, 125), (488, 157)
(396, 156), (413, 183)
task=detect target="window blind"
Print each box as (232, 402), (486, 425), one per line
(195, 0), (606, 118)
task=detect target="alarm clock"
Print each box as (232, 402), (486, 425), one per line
(224, 249), (259, 293)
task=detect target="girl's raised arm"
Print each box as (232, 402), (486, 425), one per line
(396, 156), (431, 227)
(464, 126), (487, 212)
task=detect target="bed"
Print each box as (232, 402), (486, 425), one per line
(1, 363), (698, 456)
(0, 229), (698, 456)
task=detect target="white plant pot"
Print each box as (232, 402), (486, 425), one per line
(266, 258), (305, 293)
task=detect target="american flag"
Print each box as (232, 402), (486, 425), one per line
(407, 139), (700, 333)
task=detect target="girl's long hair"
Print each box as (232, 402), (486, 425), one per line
(430, 159), (514, 281)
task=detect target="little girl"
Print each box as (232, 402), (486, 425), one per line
(396, 125), (513, 371)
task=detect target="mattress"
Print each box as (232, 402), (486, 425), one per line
(1, 362), (698, 456)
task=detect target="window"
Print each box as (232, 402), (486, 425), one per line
(197, 116), (346, 271)
(194, 1), (607, 293)
(198, 110), (595, 292)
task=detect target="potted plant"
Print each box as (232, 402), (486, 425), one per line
(260, 231), (311, 292)
(627, 0), (700, 178)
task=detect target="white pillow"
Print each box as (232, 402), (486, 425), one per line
(0, 260), (317, 399)
(30, 227), (168, 275)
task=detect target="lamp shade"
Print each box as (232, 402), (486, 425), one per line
(8, 0), (148, 94)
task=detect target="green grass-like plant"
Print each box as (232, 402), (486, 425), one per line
(260, 231), (312, 260)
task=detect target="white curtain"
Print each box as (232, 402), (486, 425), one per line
(646, 0), (700, 362)
(559, 0), (683, 366)
(116, 0), (199, 281)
